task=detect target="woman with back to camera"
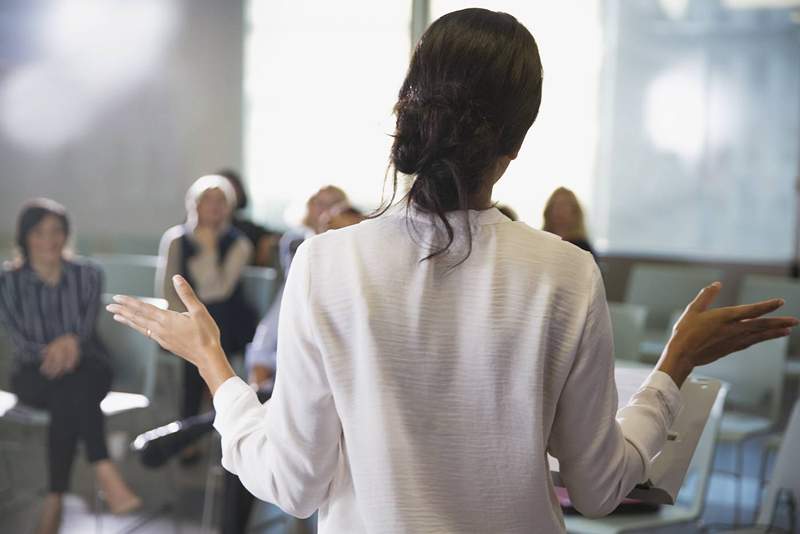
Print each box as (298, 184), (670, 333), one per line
(156, 175), (257, 463)
(0, 199), (140, 534)
(543, 186), (596, 257)
(109, 9), (798, 533)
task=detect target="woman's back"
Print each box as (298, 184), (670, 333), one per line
(217, 207), (610, 533)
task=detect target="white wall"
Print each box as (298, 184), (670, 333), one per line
(0, 0), (244, 254)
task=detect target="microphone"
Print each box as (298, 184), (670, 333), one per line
(131, 386), (272, 468)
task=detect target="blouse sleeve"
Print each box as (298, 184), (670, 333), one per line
(0, 271), (46, 365)
(547, 263), (682, 518)
(212, 241), (342, 518)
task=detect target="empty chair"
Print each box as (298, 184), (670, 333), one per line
(625, 264), (723, 359)
(93, 254), (160, 299)
(240, 266), (280, 321)
(563, 382), (727, 533)
(607, 303), (647, 361)
(696, 336), (788, 524)
(720, 399), (800, 533)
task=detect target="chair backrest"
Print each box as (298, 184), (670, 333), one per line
(756, 399), (800, 529)
(93, 254), (160, 299)
(240, 266), (279, 320)
(607, 303), (647, 361)
(97, 294), (165, 400)
(738, 274), (800, 356)
(675, 384), (726, 516)
(697, 337), (787, 420)
(625, 264), (723, 331)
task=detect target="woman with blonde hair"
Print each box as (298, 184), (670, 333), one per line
(156, 175), (257, 462)
(543, 186), (595, 257)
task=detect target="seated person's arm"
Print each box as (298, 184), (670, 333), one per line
(0, 274), (47, 365)
(190, 237), (253, 302)
(157, 231), (186, 312)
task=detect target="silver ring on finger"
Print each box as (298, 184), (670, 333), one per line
(146, 328), (152, 338)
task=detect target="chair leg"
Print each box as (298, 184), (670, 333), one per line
(733, 441), (743, 527)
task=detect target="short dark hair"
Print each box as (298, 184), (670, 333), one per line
(16, 198), (70, 259)
(382, 8), (543, 264)
(216, 168), (248, 210)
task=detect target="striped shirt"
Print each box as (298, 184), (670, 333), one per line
(0, 259), (105, 369)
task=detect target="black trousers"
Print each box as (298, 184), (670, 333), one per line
(181, 360), (205, 420)
(11, 357), (112, 493)
(221, 471), (255, 534)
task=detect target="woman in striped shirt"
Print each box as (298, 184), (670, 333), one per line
(0, 199), (140, 534)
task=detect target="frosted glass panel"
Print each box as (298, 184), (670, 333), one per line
(244, 0), (411, 227)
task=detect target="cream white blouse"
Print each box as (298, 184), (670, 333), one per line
(213, 207), (681, 533)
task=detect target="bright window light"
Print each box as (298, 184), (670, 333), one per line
(244, 0), (411, 227)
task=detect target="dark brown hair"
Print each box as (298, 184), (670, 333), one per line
(380, 8), (543, 263)
(16, 198), (70, 259)
(216, 168), (248, 210)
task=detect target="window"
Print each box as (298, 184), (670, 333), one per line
(244, 0), (411, 228)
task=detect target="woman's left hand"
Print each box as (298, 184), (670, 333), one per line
(106, 275), (235, 393)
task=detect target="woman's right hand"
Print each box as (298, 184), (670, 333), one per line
(106, 275), (236, 394)
(657, 282), (800, 387)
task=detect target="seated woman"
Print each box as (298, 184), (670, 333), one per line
(542, 186), (597, 258)
(156, 175), (257, 461)
(0, 199), (140, 534)
(216, 168), (281, 267)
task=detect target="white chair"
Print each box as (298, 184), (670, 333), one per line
(93, 254), (160, 299)
(712, 399), (800, 533)
(564, 381), (727, 533)
(625, 264), (723, 360)
(697, 336), (788, 525)
(608, 303), (648, 361)
(240, 266), (279, 321)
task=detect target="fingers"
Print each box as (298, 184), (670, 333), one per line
(107, 296), (165, 336)
(738, 316), (800, 333)
(172, 275), (206, 315)
(731, 327), (793, 353)
(687, 282), (722, 313)
(722, 298), (785, 321)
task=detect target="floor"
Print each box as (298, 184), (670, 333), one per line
(1, 369), (796, 534)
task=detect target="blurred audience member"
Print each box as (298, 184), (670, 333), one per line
(0, 199), (140, 534)
(157, 176), (258, 463)
(216, 168), (281, 267)
(542, 187), (596, 258)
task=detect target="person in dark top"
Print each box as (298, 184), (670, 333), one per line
(216, 168), (281, 267)
(157, 175), (258, 463)
(0, 199), (140, 534)
(542, 186), (597, 258)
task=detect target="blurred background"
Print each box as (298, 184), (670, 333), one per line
(1, 0), (800, 533)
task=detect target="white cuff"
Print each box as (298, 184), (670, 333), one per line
(213, 376), (254, 432)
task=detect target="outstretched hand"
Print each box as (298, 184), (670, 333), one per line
(658, 282), (800, 387)
(106, 275), (235, 393)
